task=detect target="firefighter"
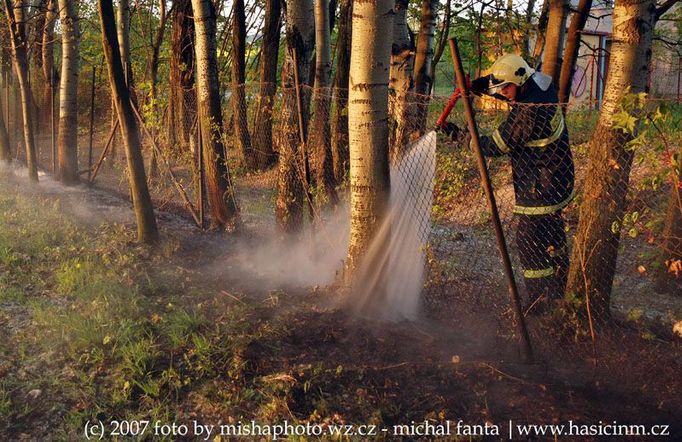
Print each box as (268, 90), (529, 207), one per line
(440, 54), (575, 312)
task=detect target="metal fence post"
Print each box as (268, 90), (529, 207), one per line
(448, 37), (534, 363)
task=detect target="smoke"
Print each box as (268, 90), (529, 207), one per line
(223, 205), (351, 292)
(352, 131), (437, 321)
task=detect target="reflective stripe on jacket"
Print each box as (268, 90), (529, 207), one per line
(477, 80), (575, 215)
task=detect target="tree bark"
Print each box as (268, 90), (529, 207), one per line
(56, 0), (79, 185)
(413, 0), (436, 135)
(389, 0), (414, 161)
(542, 0), (569, 84)
(117, 0), (135, 100)
(231, 0), (255, 170)
(0, 93), (10, 163)
(311, 0), (336, 205)
(168, 0), (195, 148)
(252, 0), (280, 169)
(41, 0), (56, 135)
(192, 0), (240, 231)
(345, 0), (392, 277)
(3, 0), (38, 181)
(331, 0), (351, 182)
(275, 0), (314, 234)
(558, 0), (593, 105)
(98, 0), (158, 243)
(567, 0), (656, 320)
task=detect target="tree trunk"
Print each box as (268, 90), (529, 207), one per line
(41, 0), (56, 135)
(56, 0), (79, 185)
(345, 0), (392, 277)
(98, 0), (158, 243)
(429, 0), (451, 92)
(168, 0), (195, 149)
(192, 0), (240, 231)
(542, 0), (569, 84)
(0, 93), (10, 163)
(3, 0), (38, 182)
(252, 0), (280, 169)
(275, 0), (314, 234)
(331, 0), (351, 182)
(413, 0), (436, 135)
(566, 0), (656, 320)
(656, 151), (682, 295)
(531, 0), (550, 63)
(389, 0), (414, 161)
(117, 0), (135, 100)
(311, 0), (336, 205)
(146, 0), (168, 179)
(558, 0), (592, 105)
(231, 0), (255, 170)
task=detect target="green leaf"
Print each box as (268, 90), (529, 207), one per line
(612, 110), (638, 134)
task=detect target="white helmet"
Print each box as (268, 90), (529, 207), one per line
(488, 53), (535, 90)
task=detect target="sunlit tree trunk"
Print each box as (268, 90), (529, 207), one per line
(558, 0), (592, 104)
(192, 0), (240, 230)
(345, 0), (392, 277)
(3, 0), (38, 181)
(145, 0), (168, 179)
(331, 0), (351, 182)
(275, 0), (314, 233)
(41, 0), (56, 135)
(311, 0), (336, 205)
(0, 94), (10, 163)
(231, 0), (255, 170)
(567, 0), (656, 320)
(252, 0), (280, 169)
(414, 0), (435, 95)
(56, 0), (79, 185)
(542, 0), (568, 84)
(389, 0), (414, 161)
(168, 0), (194, 148)
(98, 0), (158, 243)
(117, 0), (135, 98)
(656, 150), (682, 294)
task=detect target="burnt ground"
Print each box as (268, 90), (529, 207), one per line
(1, 157), (681, 441)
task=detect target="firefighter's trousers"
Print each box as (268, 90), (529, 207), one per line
(516, 211), (568, 304)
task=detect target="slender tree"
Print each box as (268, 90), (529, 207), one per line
(275, 0), (314, 233)
(345, 0), (392, 276)
(566, 0), (657, 319)
(192, 0), (240, 230)
(231, 0), (255, 170)
(413, 0), (437, 135)
(3, 0), (38, 181)
(311, 0), (336, 205)
(98, 0), (159, 243)
(0, 94), (10, 163)
(542, 0), (568, 84)
(557, 0), (592, 104)
(331, 0), (351, 182)
(389, 0), (415, 161)
(56, 0), (79, 185)
(41, 0), (56, 133)
(168, 0), (195, 148)
(252, 0), (280, 169)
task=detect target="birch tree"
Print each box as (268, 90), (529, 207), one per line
(345, 0), (393, 276)
(566, 0), (657, 319)
(413, 0), (437, 135)
(98, 0), (158, 243)
(41, 0), (56, 133)
(3, 0), (38, 181)
(56, 0), (79, 185)
(389, 0), (415, 161)
(192, 0), (240, 230)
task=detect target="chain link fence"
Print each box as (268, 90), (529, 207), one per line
(2, 56), (681, 418)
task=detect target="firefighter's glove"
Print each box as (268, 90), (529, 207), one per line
(470, 75), (491, 96)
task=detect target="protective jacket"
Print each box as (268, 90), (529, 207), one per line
(478, 76), (574, 215)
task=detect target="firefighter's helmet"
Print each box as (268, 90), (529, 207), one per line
(488, 54), (534, 89)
